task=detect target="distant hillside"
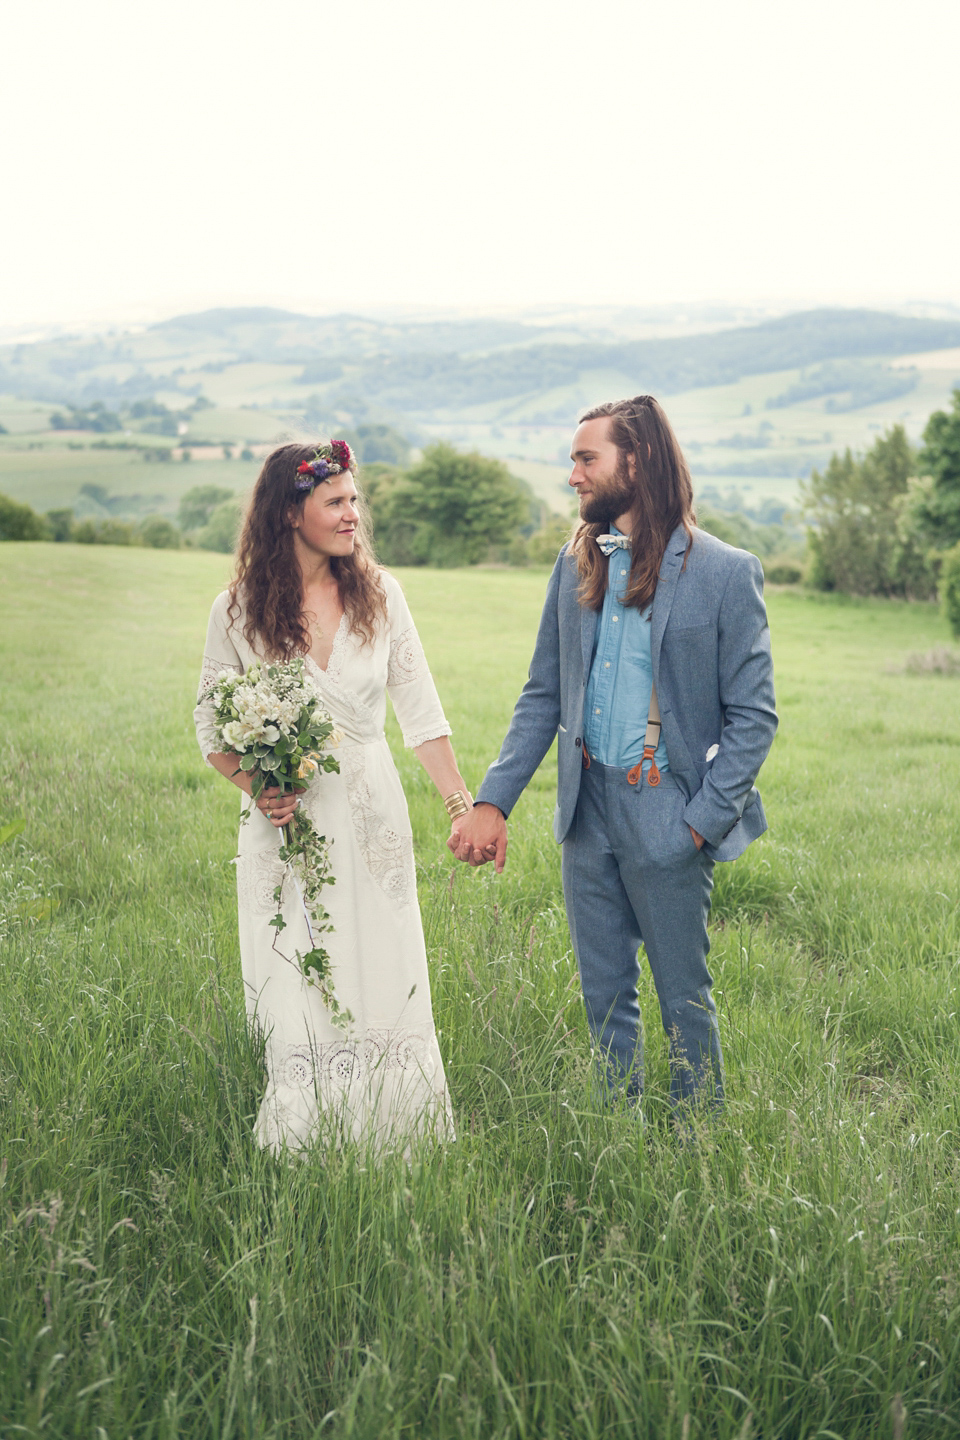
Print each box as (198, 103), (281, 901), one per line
(343, 310), (960, 411)
(2, 305), (960, 413)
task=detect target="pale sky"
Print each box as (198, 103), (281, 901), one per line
(2, 0), (958, 332)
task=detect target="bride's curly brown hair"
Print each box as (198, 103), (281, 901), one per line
(229, 442), (386, 658)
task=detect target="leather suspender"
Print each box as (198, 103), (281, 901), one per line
(627, 682), (661, 787)
(582, 682), (662, 787)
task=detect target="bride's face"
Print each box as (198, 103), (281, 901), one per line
(292, 472), (360, 559)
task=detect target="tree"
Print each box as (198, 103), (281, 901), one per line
(194, 497), (243, 553)
(391, 444), (528, 566)
(49, 402), (121, 433)
(351, 423), (411, 467)
(45, 508), (75, 542)
(178, 484), (235, 532)
(527, 513), (575, 565)
(914, 387), (960, 548)
(0, 492), (49, 541)
(139, 516), (181, 549)
(72, 518), (136, 545)
(801, 425), (935, 598)
(941, 543), (960, 638)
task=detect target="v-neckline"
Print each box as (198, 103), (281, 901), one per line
(306, 612), (348, 677)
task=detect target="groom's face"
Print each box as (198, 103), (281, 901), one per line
(568, 417), (636, 526)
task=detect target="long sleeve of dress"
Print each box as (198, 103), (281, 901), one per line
(194, 591), (244, 763)
(383, 578), (452, 750)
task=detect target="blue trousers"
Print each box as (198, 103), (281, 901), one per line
(561, 761), (724, 1108)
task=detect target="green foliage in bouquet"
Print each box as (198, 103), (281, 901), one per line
(205, 657), (351, 1027)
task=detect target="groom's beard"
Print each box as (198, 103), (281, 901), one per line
(580, 452), (636, 526)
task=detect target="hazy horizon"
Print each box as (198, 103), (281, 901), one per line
(4, 0), (959, 333)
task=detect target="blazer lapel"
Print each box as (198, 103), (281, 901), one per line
(650, 526), (689, 680)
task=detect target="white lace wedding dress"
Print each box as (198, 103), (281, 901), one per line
(194, 572), (454, 1154)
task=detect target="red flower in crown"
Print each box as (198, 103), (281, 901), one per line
(331, 440), (352, 468)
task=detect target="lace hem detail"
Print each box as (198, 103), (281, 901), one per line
(339, 747), (415, 907)
(403, 722), (453, 750)
(269, 1026), (439, 1092)
(255, 1025), (453, 1154)
(388, 625), (428, 687)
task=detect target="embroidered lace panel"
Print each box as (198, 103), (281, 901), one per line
(339, 746), (415, 908)
(196, 656), (243, 761)
(388, 626), (428, 687)
(303, 653), (380, 746)
(235, 849), (285, 912)
(197, 654), (242, 702)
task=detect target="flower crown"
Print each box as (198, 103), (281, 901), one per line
(295, 440), (356, 491)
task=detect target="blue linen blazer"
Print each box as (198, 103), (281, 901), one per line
(475, 526), (778, 862)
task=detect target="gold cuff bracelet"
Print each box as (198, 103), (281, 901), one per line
(444, 789), (471, 820)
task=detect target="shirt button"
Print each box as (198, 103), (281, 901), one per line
(604, 661), (610, 668)
(612, 615), (618, 623)
(594, 708), (601, 714)
(621, 569), (626, 576)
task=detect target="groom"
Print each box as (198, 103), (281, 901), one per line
(449, 395), (777, 1109)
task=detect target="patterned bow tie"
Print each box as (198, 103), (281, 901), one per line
(596, 534), (630, 556)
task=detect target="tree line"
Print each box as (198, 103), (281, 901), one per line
(4, 391), (959, 639)
(801, 388), (960, 635)
(0, 444), (569, 564)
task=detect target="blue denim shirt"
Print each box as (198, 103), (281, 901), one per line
(582, 529), (670, 774)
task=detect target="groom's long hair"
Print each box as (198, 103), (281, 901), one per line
(572, 396), (697, 612)
(230, 442), (385, 658)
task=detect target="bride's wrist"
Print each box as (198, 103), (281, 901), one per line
(443, 788), (472, 821)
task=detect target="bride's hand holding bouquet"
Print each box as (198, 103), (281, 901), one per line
(204, 656), (351, 1027)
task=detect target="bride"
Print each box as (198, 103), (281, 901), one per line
(194, 439), (476, 1153)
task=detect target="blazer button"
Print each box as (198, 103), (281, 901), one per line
(575, 737), (582, 748)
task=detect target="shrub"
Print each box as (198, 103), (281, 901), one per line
(0, 492), (50, 541)
(97, 520), (135, 545)
(45, 508), (75, 542)
(941, 541), (960, 639)
(72, 518), (137, 545)
(139, 516), (181, 549)
(764, 563), (803, 585)
(528, 514), (574, 565)
(900, 646), (960, 675)
(194, 497), (244, 554)
(177, 485), (234, 532)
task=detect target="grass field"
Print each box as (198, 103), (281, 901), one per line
(0, 447), (262, 515)
(1, 545), (958, 1438)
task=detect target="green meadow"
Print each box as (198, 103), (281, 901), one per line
(1, 545), (958, 1438)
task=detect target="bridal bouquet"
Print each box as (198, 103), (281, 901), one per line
(205, 657), (351, 1027)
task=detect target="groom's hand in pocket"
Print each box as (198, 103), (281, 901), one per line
(448, 803), (508, 873)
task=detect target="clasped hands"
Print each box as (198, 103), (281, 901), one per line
(447, 803), (705, 871)
(447, 803), (508, 873)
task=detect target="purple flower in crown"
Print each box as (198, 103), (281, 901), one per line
(295, 459), (332, 489)
(295, 440), (356, 492)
